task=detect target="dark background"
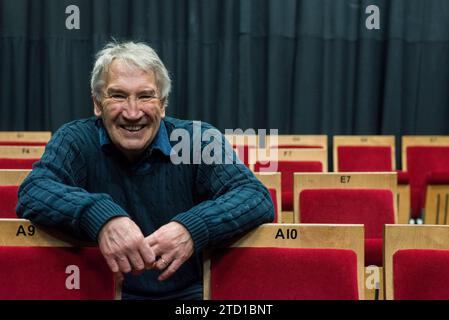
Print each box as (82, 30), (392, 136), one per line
(1, 0), (448, 137)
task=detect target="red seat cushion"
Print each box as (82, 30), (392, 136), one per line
(407, 146), (449, 218)
(299, 189), (395, 266)
(255, 161), (323, 211)
(0, 246), (115, 300)
(0, 186), (19, 218)
(396, 170), (410, 185)
(337, 146), (393, 172)
(0, 158), (39, 169)
(0, 141), (46, 146)
(426, 171), (449, 185)
(210, 247), (359, 300)
(365, 238), (383, 266)
(268, 188), (278, 223)
(393, 249), (449, 300)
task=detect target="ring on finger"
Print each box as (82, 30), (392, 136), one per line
(159, 257), (169, 268)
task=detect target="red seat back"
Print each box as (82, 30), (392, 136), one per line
(0, 141), (47, 146)
(210, 247), (359, 300)
(255, 161), (323, 211)
(406, 146), (449, 218)
(0, 246), (115, 300)
(0, 186), (19, 218)
(337, 146), (393, 172)
(0, 158), (39, 169)
(299, 189), (395, 266)
(394, 249), (449, 300)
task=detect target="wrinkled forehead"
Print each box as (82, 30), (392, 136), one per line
(104, 59), (157, 90)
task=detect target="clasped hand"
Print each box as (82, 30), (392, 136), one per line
(98, 217), (194, 281)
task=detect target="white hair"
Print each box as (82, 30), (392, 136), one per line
(90, 41), (172, 107)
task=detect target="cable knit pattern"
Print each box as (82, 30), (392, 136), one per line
(16, 116), (274, 299)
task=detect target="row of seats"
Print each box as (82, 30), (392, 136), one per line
(226, 134), (449, 223)
(1, 219), (448, 300)
(1, 132), (448, 223)
(205, 223), (449, 300)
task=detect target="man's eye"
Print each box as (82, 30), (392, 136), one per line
(139, 95), (155, 100)
(111, 94), (126, 99)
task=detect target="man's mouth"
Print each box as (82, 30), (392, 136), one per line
(120, 125), (146, 132)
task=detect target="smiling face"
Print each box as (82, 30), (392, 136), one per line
(93, 59), (166, 162)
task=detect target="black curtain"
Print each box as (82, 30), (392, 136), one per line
(1, 0), (448, 137)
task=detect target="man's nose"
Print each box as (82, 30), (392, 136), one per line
(123, 98), (143, 120)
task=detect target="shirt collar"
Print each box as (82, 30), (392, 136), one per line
(97, 118), (172, 158)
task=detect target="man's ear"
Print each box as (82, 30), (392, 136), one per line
(160, 99), (166, 118)
(93, 96), (102, 117)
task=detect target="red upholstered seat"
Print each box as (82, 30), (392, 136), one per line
(299, 189), (395, 266)
(210, 247), (359, 300)
(0, 141), (46, 146)
(0, 158), (39, 169)
(337, 146), (393, 172)
(393, 249), (449, 300)
(0, 246), (115, 300)
(426, 171), (449, 185)
(255, 161), (323, 211)
(268, 188), (278, 223)
(396, 170), (409, 185)
(0, 186), (19, 218)
(406, 146), (449, 218)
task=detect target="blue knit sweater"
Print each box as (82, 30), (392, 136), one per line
(16, 116), (274, 299)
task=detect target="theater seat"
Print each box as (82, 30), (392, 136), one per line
(210, 247), (358, 300)
(0, 158), (38, 169)
(384, 224), (449, 300)
(0, 141), (47, 146)
(265, 135), (327, 150)
(204, 224), (365, 300)
(337, 146), (393, 172)
(0, 246), (115, 300)
(0, 132), (51, 146)
(0, 186), (19, 218)
(253, 172), (282, 223)
(406, 147), (449, 219)
(333, 136), (396, 173)
(393, 249), (449, 300)
(0, 170), (30, 219)
(0, 219), (118, 300)
(299, 188), (395, 266)
(255, 160), (323, 211)
(423, 171), (449, 224)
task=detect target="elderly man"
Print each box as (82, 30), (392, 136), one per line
(17, 41), (274, 300)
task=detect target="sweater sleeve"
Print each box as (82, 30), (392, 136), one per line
(171, 129), (275, 254)
(16, 126), (129, 241)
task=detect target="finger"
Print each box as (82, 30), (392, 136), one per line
(105, 256), (120, 273)
(139, 242), (156, 268)
(154, 256), (171, 271)
(158, 258), (183, 281)
(115, 272), (124, 283)
(127, 251), (145, 273)
(116, 255), (132, 274)
(145, 233), (157, 247)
